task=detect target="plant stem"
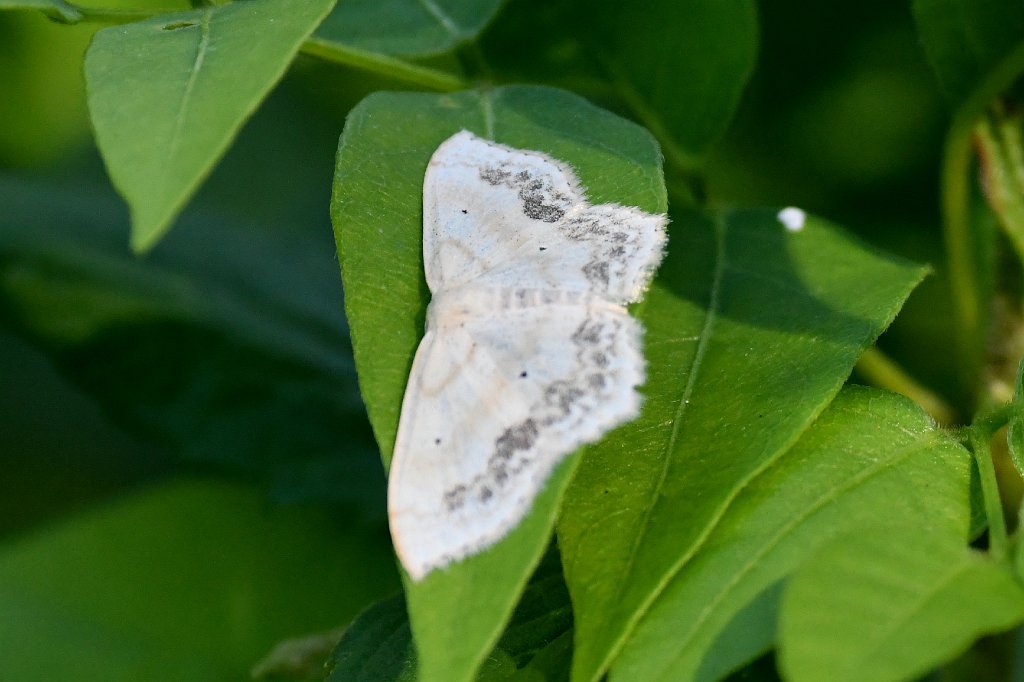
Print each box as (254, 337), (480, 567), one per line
(942, 115), (985, 401)
(56, 3), (468, 93)
(970, 427), (1010, 561)
(300, 37), (466, 92)
(73, 5), (167, 23)
(855, 346), (957, 425)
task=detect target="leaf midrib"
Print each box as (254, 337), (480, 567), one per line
(417, 0), (461, 39)
(163, 8), (213, 204)
(587, 212), (727, 678)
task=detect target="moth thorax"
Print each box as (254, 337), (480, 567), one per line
(425, 286), (493, 332)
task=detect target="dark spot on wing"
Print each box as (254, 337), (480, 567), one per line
(435, 438), (442, 445)
(583, 260), (610, 286)
(461, 209), (468, 214)
(494, 419), (539, 459)
(444, 485), (467, 511)
(520, 371), (528, 378)
(572, 319), (604, 346)
(539, 246), (547, 251)
(480, 166), (511, 185)
(478, 162), (569, 223)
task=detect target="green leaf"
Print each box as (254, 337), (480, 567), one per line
(0, 0), (80, 23)
(779, 525), (1024, 682)
(84, 0), (336, 252)
(0, 175), (380, 512)
(582, 0), (758, 166)
(559, 209), (927, 682)
(315, 0), (503, 58)
(609, 387), (973, 681)
(694, 582), (781, 682)
(0, 479), (399, 681)
(326, 546), (573, 682)
(326, 595), (416, 682)
(331, 85), (666, 682)
(913, 0), (1024, 106)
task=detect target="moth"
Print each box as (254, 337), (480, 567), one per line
(388, 131), (667, 580)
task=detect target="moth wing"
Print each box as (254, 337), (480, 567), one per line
(388, 303), (645, 580)
(424, 131), (667, 303)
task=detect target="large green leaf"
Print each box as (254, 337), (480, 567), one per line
(913, 0), (1024, 106)
(609, 387), (973, 681)
(559, 209), (927, 682)
(315, 0), (503, 59)
(0, 479), (399, 681)
(0, 175), (380, 512)
(581, 0), (758, 166)
(779, 525), (1024, 682)
(84, 0), (336, 252)
(331, 85), (666, 682)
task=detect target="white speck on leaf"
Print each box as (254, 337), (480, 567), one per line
(778, 207), (806, 232)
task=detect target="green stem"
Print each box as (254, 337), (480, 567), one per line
(300, 37), (466, 92)
(73, 5), (168, 23)
(970, 427), (1010, 561)
(942, 115), (984, 400)
(62, 2), (468, 92)
(855, 346), (957, 425)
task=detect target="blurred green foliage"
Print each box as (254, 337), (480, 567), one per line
(1, 0), (1022, 680)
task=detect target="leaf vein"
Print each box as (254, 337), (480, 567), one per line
(417, 0), (461, 39)
(167, 9), (212, 178)
(601, 212), (728, 672)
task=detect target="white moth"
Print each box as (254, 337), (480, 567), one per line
(388, 131), (667, 581)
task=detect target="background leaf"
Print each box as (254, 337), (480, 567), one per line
(779, 525), (1024, 682)
(579, 0), (758, 167)
(478, 0), (758, 167)
(326, 546), (572, 682)
(331, 85), (665, 682)
(0, 171), (382, 514)
(913, 0), (1024, 106)
(0, 479), (399, 681)
(85, 0), (336, 251)
(609, 387), (973, 681)
(315, 0), (503, 59)
(559, 208), (927, 682)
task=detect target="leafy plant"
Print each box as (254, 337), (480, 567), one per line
(5, 0), (1024, 681)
